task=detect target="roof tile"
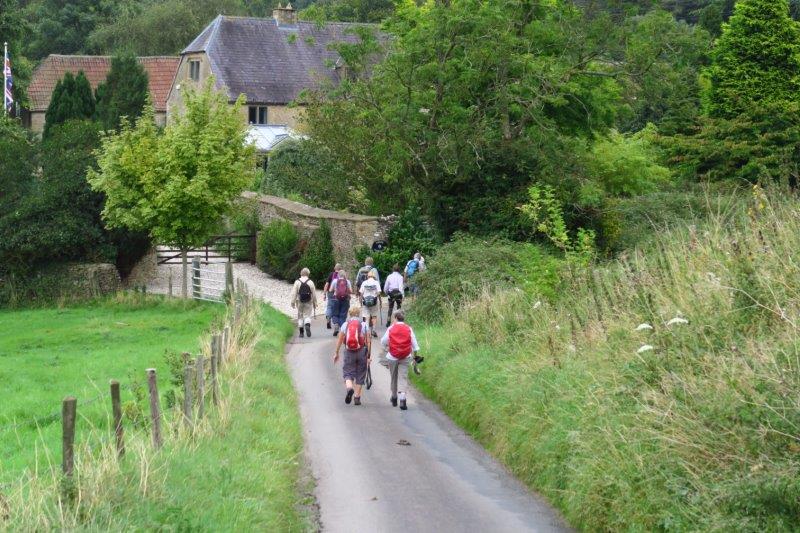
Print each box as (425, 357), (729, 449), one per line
(27, 55), (180, 112)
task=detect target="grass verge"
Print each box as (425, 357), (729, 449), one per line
(413, 188), (800, 531)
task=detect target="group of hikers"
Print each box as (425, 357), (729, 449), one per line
(289, 253), (426, 410)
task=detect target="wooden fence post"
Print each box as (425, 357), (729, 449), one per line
(183, 360), (194, 430)
(223, 326), (231, 359)
(146, 369), (163, 448)
(225, 262), (234, 301)
(192, 257), (201, 300)
(62, 397), (77, 477)
(168, 270), (173, 298)
(210, 351), (219, 406)
(196, 355), (205, 419)
(110, 380), (125, 458)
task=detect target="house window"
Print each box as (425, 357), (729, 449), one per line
(189, 60), (200, 81)
(248, 106), (268, 125)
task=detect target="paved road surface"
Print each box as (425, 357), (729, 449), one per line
(287, 316), (571, 533)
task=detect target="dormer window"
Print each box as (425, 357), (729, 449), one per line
(249, 106), (268, 125)
(189, 60), (200, 81)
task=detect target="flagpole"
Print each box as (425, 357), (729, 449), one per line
(3, 42), (7, 117)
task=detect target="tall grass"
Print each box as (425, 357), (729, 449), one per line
(414, 187), (800, 531)
(3, 298), (305, 530)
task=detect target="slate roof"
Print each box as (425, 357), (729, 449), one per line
(28, 55), (180, 112)
(183, 15), (379, 105)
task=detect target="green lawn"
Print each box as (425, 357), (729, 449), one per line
(0, 295), (222, 481)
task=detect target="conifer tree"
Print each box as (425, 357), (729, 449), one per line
(707, 0), (800, 118)
(95, 54), (149, 131)
(43, 71), (96, 137)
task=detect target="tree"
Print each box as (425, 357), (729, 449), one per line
(95, 54), (149, 130)
(0, 116), (36, 208)
(706, 0), (800, 119)
(304, 0), (626, 237)
(0, 120), (109, 272)
(43, 71), (96, 138)
(88, 0), (246, 55)
(262, 139), (364, 212)
(89, 80), (256, 297)
(25, 0), (117, 59)
(300, 0), (395, 23)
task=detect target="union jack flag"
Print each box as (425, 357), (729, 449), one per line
(3, 49), (12, 113)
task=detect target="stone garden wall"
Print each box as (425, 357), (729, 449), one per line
(240, 192), (394, 272)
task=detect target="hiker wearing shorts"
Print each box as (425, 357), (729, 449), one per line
(383, 264), (404, 328)
(381, 310), (419, 410)
(290, 267), (317, 338)
(333, 307), (371, 406)
(322, 263), (343, 330)
(359, 270), (381, 337)
(330, 269), (352, 336)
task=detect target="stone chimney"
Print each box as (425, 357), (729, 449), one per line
(273, 3), (297, 26)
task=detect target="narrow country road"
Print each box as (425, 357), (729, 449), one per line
(287, 315), (571, 533)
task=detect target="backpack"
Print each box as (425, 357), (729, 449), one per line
(362, 280), (378, 307)
(335, 278), (350, 301)
(388, 323), (413, 359)
(363, 294), (378, 307)
(355, 266), (371, 291)
(327, 271), (339, 292)
(406, 259), (419, 278)
(298, 280), (312, 303)
(345, 319), (365, 350)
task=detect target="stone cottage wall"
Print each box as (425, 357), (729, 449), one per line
(240, 192), (392, 273)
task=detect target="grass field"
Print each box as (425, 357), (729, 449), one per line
(412, 190), (800, 531)
(0, 295), (223, 481)
(3, 295), (308, 531)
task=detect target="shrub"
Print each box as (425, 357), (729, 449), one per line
(296, 220), (335, 286)
(355, 206), (441, 278)
(256, 219), (299, 280)
(411, 235), (561, 324)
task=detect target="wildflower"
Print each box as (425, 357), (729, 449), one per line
(533, 301), (542, 310)
(635, 323), (653, 332)
(637, 344), (654, 354)
(666, 317), (688, 326)
(419, 107), (430, 114)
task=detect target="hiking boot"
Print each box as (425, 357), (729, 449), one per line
(332, 328), (339, 337)
(327, 319), (332, 330)
(345, 388), (354, 404)
(399, 399), (407, 410)
(354, 396), (361, 406)
(305, 323), (311, 337)
(299, 327), (304, 338)
(371, 329), (378, 338)
(390, 396), (397, 407)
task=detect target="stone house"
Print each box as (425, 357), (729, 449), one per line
(24, 55), (180, 133)
(166, 5), (373, 152)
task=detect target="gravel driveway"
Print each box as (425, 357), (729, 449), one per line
(143, 260), (325, 318)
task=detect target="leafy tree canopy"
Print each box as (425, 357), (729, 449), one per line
(89, 80), (256, 295)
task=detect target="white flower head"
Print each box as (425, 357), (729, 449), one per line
(635, 323), (653, 332)
(666, 317), (689, 326)
(533, 301), (542, 310)
(637, 344), (655, 354)
(419, 107), (430, 114)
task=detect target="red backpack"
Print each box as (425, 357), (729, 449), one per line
(388, 323), (413, 359)
(345, 319), (365, 350)
(335, 278), (350, 301)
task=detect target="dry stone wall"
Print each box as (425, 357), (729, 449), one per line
(241, 192), (393, 273)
